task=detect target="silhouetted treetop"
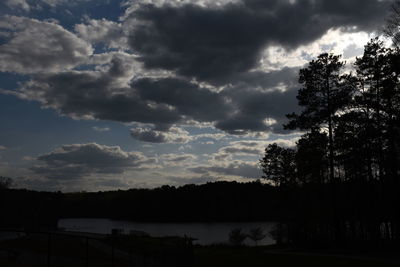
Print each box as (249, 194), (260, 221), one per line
(0, 176), (12, 190)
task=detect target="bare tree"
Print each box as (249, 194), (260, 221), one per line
(228, 228), (247, 246)
(248, 227), (266, 246)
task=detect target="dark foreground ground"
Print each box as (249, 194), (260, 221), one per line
(194, 246), (400, 267)
(0, 230), (191, 267)
(1, 233), (400, 267)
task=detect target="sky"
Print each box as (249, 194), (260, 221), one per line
(0, 0), (391, 192)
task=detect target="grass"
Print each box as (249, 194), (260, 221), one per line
(194, 245), (400, 267)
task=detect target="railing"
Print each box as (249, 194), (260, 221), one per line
(0, 228), (194, 267)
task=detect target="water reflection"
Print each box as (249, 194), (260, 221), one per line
(58, 218), (276, 246)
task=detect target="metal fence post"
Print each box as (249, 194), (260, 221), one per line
(46, 232), (51, 267)
(86, 237), (89, 267)
(129, 246), (133, 267)
(111, 238), (115, 267)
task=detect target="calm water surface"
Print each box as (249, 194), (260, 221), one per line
(58, 218), (276, 246)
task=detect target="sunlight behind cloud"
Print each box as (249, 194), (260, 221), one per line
(260, 29), (375, 72)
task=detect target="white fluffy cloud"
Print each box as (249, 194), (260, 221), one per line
(0, 16), (92, 74)
(74, 18), (128, 50)
(130, 126), (193, 143)
(260, 29), (375, 72)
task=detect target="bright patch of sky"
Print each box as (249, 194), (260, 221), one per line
(260, 29), (376, 72)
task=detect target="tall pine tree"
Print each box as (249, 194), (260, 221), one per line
(285, 53), (351, 183)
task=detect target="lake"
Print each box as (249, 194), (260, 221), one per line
(58, 218), (276, 246)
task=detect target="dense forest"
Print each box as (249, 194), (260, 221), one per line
(1, 181), (281, 228)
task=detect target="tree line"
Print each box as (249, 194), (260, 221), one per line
(0, 181), (283, 229)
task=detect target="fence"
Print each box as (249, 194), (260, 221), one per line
(0, 228), (194, 267)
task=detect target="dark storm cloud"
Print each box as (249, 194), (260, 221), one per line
(24, 73), (179, 124)
(216, 82), (300, 134)
(130, 127), (167, 143)
(9, 54), (181, 126)
(127, 0), (388, 84)
(31, 143), (155, 179)
(131, 67), (299, 134)
(3, 59), (300, 134)
(229, 67), (299, 88)
(2, 0), (386, 136)
(132, 77), (232, 122)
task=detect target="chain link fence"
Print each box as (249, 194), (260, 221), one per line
(0, 228), (194, 267)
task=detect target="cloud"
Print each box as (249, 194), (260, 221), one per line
(2, 0), (93, 12)
(31, 143), (155, 179)
(193, 133), (226, 140)
(133, 77), (232, 123)
(0, 16), (93, 74)
(208, 141), (267, 162)
(3, 53), (182, 125)
(92, 126), (110, 132)
(40, 0), (91, 8)
(127, 0), (387, 84)
(216, 81), (300, 134)
(2, 62), (301, 135)
(160, 153), (197, 166)
(123, 0), (240, 14)
(0, 0), (388, 139)
(130, 126), (192, 143)
(0, 145), (6, 151)
(74, 18), (128, 50)
(210, 137), (299, 161)
(132, 69), (300, 134)
(4, 0), (30, 11)
(220, 141), (264, 156)
(343, 43), (365, 59)
(189, 160), (262, 179)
